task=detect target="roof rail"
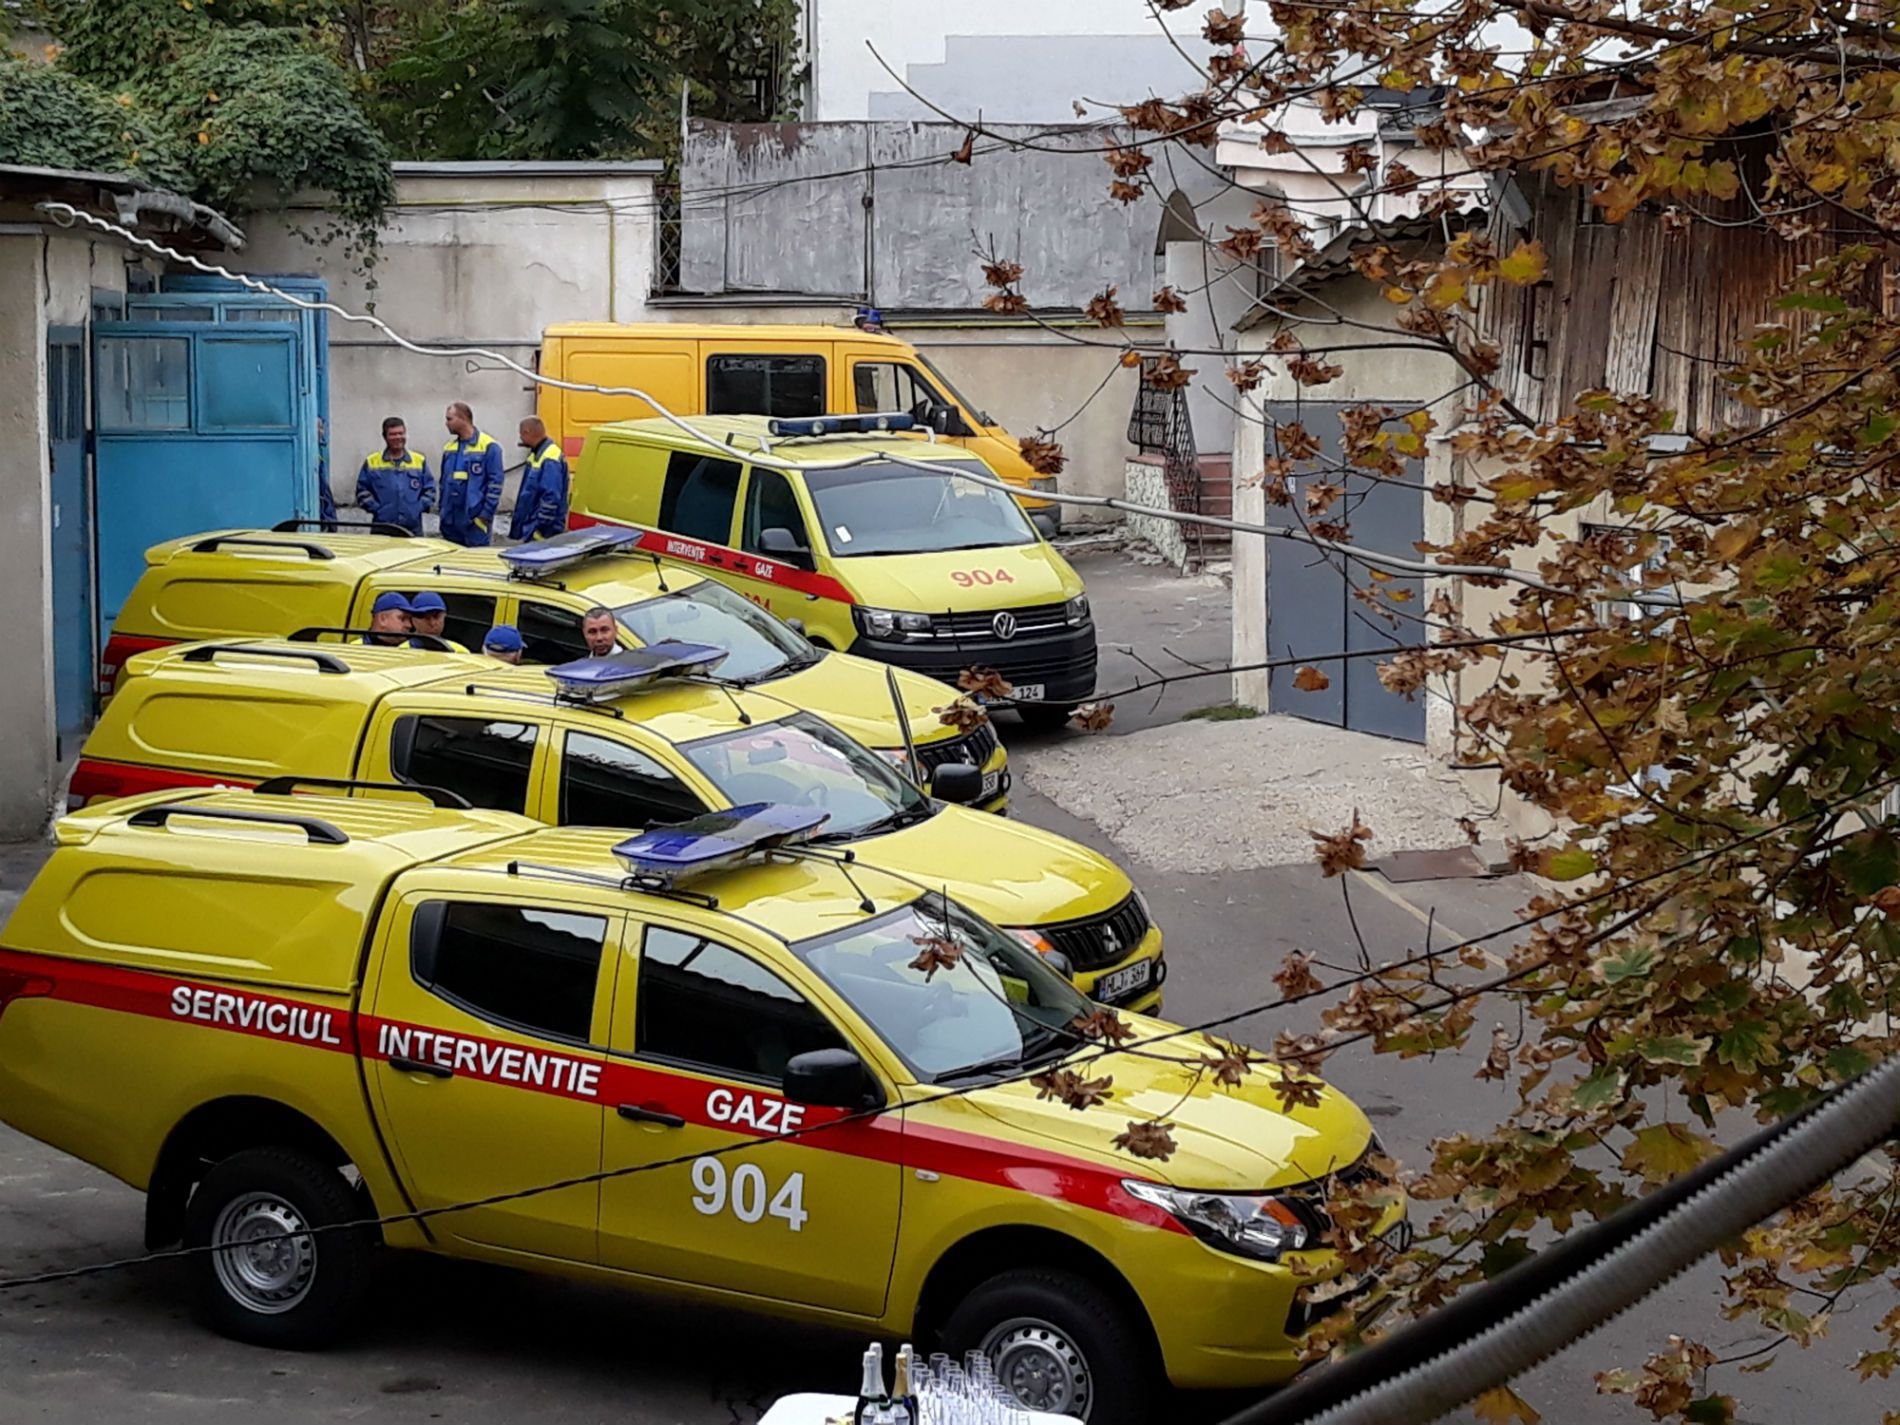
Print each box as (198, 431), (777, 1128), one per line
(426, 565), (563, 590)
(503, 858), (721, 911)
(179, 644), (349, 674)
(254, 775), (472, 810)
(765, 412), (916, 439)
(124, 802), (349, 845)
(188, 535), (335, 561)
(273, 518), (417, 539)
(456, 683), (626, 719)
(287, 627), (458, 652)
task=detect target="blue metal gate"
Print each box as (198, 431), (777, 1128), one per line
(46, 325), (92, 755)
(91, 281), (326, 645)
(1264, 402), (1426, 744)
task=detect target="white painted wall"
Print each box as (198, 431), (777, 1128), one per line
(235, 162), (658, 510)
(804, 0), (1210, 122)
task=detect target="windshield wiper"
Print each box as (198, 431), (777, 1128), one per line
(812, 802), (933, 844)
(935, 1033), (1071, 1084)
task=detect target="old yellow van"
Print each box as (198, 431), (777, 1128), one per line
(537, 320), (1060, 535)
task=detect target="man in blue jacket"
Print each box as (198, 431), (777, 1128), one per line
(509, 416), (569, 542)
(355, 416), (433, 534)
(440, 402), (504, 546)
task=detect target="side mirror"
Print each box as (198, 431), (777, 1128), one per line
(929, 762), (984, 805)
(931, 404), (975, 438)
(784, 1047), (878, 1108)
(785, 617), (806, 635)
(758, 527), (813, 569)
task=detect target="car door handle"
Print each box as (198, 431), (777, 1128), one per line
(617, 1103), (684, 1128)
(389, 1056), (453, 1079)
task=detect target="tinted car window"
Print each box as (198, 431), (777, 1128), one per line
(414, 902), (606, 1041)
(434, 592), (498, 652)
(741, 469), (812, 558)
(392, 715), (537, 812)
(560, 731), (708, 827)
(706, 354), (825, 418)
(517, 601), (592, 664)
(657, 451), (742, 545)
(637, 926), (845, 1084)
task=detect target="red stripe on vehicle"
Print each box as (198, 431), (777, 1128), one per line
(0, 947), (1182, 1233)
(568, 513), (858, 606)
(67, 759), (256, 811)
(98, 634), (178, 695)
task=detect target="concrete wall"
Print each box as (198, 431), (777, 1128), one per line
(1124, 455), (1188, 569)
(1229, 280), (1464, 753)
(1159, 184), (1256, 457)
(681, 120), (1162, 311)
(648, 296), (1149, 517)
(802, 0), (1209, 123)
(235, 163), (658, 510)
(0, 234), (55, 838)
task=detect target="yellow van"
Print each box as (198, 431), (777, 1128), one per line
(73, 640), (1160, 1010)
(570, 417), (1097, 727)
(102, 526), (1009, 807)
(537, 320), (1061, 535)
(0, 786), (1400, 1424)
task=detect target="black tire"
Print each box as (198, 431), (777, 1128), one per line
(184, 1147), (374, 1349)
(938, 1267), (1158, 1425)
(1016, 703), (1080, 732)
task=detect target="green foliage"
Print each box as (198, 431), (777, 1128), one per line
(373, 0), (802, 161)
(0, 54), (187, 188)
(1181, 703), (1262, 722)
(10, 1), (391, 262)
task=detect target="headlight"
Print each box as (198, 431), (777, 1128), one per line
(1065, 593), (1091, 626)
(854, 607), (934, 640)
(1029, 476), (1058, 495)
(1121, 1181), (1312, 1261)
(877, 747), (912, 772)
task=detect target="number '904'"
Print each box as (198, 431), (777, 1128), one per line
(951, 568), (1015, 587)
(691, 1156), (808, 1231)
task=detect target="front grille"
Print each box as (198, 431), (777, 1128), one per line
(931, 602), (1071, 641)
(1282, 1138), (1409, 1335)
(916, 720), (1001, 776)
(1042, 893), (1152, 972)
(897, 645), (1099, 688)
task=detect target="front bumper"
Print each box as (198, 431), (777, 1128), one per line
(1067, 927), (1165, 1015)
(851, 623), (1098, 706)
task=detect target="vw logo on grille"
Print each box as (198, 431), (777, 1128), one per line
(992, 611), (1019, 640)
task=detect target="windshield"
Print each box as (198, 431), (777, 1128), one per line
(913, 353), (990, 425)
(795, 899), (1093, 1080)
(804, 462), (1037, 558)
(682, 711), (929, 840)
(615, 578), (815, 683)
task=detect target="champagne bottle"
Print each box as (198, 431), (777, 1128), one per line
(893, 1344), (917, 1425)
(854, 1343), (886, 1425)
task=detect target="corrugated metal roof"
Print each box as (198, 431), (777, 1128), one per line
(1236, 208), (1484, 329)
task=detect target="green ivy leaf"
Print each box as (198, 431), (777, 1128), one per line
(1572, 1068), (1624, 1110)
(1597, 946), (1658, 984)
(1637, 1035), (1712, 1066)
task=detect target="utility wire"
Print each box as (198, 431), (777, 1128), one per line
(34, 202), (1678, 608)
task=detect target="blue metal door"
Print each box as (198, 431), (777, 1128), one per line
(1265, 402), (1425, 743)
(92, 322), (307, 643)
(46, 326), (93, 753)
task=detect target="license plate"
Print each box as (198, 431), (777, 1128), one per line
(1094, 958), (1153, 1003)
(981, 770), (1002, 800)
(1012, 683), (1045, 702)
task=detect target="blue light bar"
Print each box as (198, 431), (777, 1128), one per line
(766, 413), (916, 438)
(544, 640), (730, 702)
(614, 803), (831, 886)
(498, 525), (643, 579)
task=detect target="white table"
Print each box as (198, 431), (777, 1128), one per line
(759, 1393), (1081, 1425)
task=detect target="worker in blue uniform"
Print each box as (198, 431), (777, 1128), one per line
(355, 416), (433, 534)
(509, 415), (569, 542)
(439, 402), (505, 547)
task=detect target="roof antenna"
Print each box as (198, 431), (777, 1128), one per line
(830, 850), (877, 915)
(885, 664), (923, 790)
(649, 553), (671, 592)
(702, 678), (752, 726)
(790, 845), (877, 915)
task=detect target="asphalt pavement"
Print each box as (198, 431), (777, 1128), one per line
(0, 549), (1875, 1423)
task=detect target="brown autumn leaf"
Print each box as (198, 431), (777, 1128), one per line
(1070, 1007), (1136, 1044)
(1108, 180), (1145, 204)
(1341, 142), (1378, 174)
(1458, 816), (1481, 845)
(1259, 129), (1294, 155)
(907, 932), (964, 981)
(1201, 1038), (1260, 1088)
(1105, 146), (1152, 179)
(1019, 434), (1067, 475)
(1086, 286), (1126, 327)
(1471, 1385), (1542, 1423)
(1031, 1068), (1115, 1110)
(934, 698), (990, 732)
(958, 665), (1014, 700)
(1226, 360), (1266, 391)
(1310, 813), (1373, 877)
(1477, 1024), (1513, 1081)
(1071, 701), (1116, 731)
(1152, 285), (1189, 314)
(1272, 1070), (1327, 1113)
(1113, 1119), (1179, 1161)
(1119, 348), (1143, 368)
(1292, 665), (1331, 693)
(982, 290), (1029, 316)
(1203, 6), (1246, 44)
(1871, 886), (1900, 918)
(1287, 353), (1345, 386)
(1273, 950), (1325, 999)
(950, 129), (975, 164)
(980, 257), (1024, 289)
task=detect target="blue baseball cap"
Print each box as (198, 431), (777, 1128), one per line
(483, 624), (523, 653)
(371, 591), (414, 615)
(410, 591), (447, 614)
